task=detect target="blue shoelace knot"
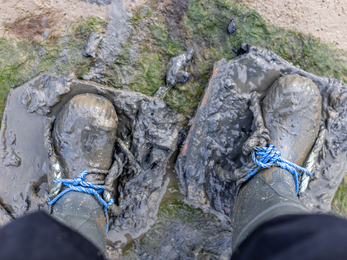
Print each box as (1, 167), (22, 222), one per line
(246, 144), (313, 195)
(47, 170), (115, 232)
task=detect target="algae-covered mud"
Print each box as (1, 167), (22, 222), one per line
(1, 0), (347, 118)
(0, 0), (347, 258)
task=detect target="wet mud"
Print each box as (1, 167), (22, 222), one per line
(1, 0), (346, 253)
(106, 153), (233, 259)
(0, 73), (179, 253)
(1, 0), (347, 257)
(124, 198), (233, 259)
(177, 45), (347, 216)
(82, 0), (131, 84)
(165, 48), (194, 87)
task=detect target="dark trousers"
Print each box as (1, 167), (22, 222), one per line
(1, 211), (347, 259)
(231, 214), (347, 260)
(0, 211), (104, 260)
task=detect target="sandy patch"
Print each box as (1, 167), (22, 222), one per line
(0, 0), (109, 40)
(0, 0), (148, 41)
(124, 0), (148, 11)
(238, 0), (347, 51)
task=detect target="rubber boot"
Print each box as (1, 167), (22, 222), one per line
(232, 74), (322, 250)
(51, 191), (107, 254)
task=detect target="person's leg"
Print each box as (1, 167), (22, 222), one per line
(0, 211), (104, 260)
(232, 74), (322, 249)
(232, 214), (347, 260)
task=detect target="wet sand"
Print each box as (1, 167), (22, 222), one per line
(239, 0), (347, 51)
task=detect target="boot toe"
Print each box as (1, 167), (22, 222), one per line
(262, 74), (322, 165)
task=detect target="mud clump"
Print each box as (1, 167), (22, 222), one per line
(165, 48), (194, 87)
(84, 32), (103, 58)
(232, 43), (251, 56)
(155, 48), (194, 99)
(227, 18), (237, 34)
(3, 148), (21, 167)
(19, 74), (71, 115)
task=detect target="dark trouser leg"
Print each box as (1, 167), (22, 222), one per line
(0, 211), (104, 260)
(232, 214), (347, 260)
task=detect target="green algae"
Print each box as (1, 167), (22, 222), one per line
(128, 52), (164, 95)
(72, 16), (107, 37)
(331, 175), (347, 218)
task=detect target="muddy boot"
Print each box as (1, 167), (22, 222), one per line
(232, 74), (322, 250)
(45, 93), (119, 255)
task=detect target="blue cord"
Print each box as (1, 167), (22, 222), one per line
(247, 144), (312, 195)
(47, 170), (114, 232)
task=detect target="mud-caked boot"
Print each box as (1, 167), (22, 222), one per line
(46, 94), (119, 255)
(232, 74), (322, 250)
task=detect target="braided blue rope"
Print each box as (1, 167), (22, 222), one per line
(247, 144), (312, 195)
(47, 170), (114, 232)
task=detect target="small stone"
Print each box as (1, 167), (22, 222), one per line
(227, 18), (237, 34)
(42, 17), (47, 25)
(42, 28), (49, 40)
(232, 46), (238, 55)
